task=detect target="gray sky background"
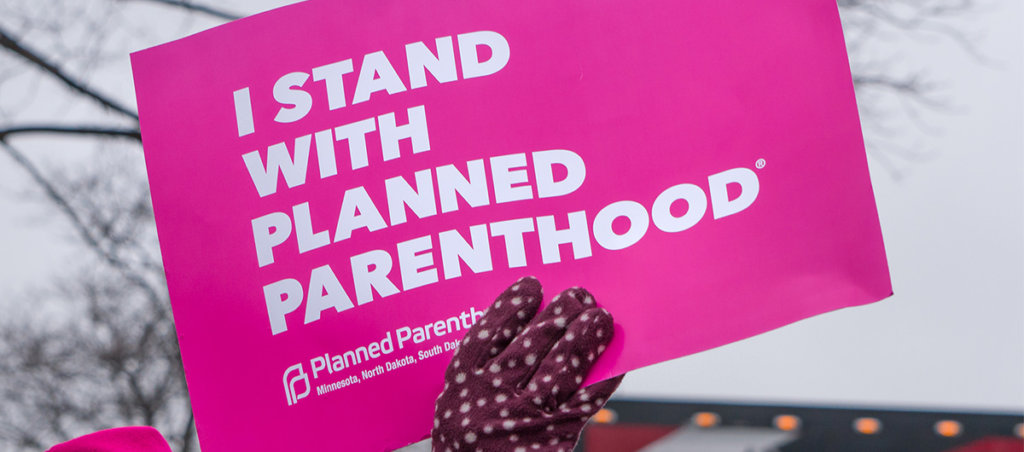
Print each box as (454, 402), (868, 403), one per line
(1, 0), (1021, 413)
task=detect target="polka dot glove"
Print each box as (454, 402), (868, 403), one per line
(431, 277), (623, 452)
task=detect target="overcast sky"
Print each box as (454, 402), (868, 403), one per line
(1, 0), (1021, 413)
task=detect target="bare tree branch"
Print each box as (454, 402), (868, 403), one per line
(180, 409), (195, 452)
(852, 74), (946, 108)
(0, 2), (245, 449)
(0, 141), (162, 309)
(124, 0), (243, 21)
(0, 125), (141, 142)
(0, 25), (138, 121)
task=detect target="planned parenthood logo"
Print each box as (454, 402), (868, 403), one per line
(283, 363), (310, 406)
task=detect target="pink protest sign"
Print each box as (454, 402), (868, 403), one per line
(131, 0), (891, 450)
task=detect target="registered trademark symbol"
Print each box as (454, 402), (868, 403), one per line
(755, 158), (766, 169)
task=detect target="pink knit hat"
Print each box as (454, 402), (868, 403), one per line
(47, 427), (172, 452)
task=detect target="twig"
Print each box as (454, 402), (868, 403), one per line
(0, 141), (162, 310)
(0, 125), (141, 142)
(0, 25), (139, 121)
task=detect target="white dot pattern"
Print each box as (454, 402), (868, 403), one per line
(431, 278), (622, 452)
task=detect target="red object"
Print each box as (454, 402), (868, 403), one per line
(584, 424), (678, 452)
(945, 437), (1024, 452)
(47, 427), (172, 452)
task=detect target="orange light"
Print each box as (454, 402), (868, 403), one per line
(593, 408), (617, 424)
(934, 420), (962, 438)
(692, 412), (721, 428)
(853, 417), (882, 435)
(773, 414), (801, 432)
(1014, 423), (1023, 439)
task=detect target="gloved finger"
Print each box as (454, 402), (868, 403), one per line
(525, 306), (614, 411)
(490, 287), (592, 387)
(561, 374), (624, 417)
(473, 276), (546, 366)
(450, 276), (542, 374)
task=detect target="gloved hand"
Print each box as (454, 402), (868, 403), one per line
(431, 277), (623, 452)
